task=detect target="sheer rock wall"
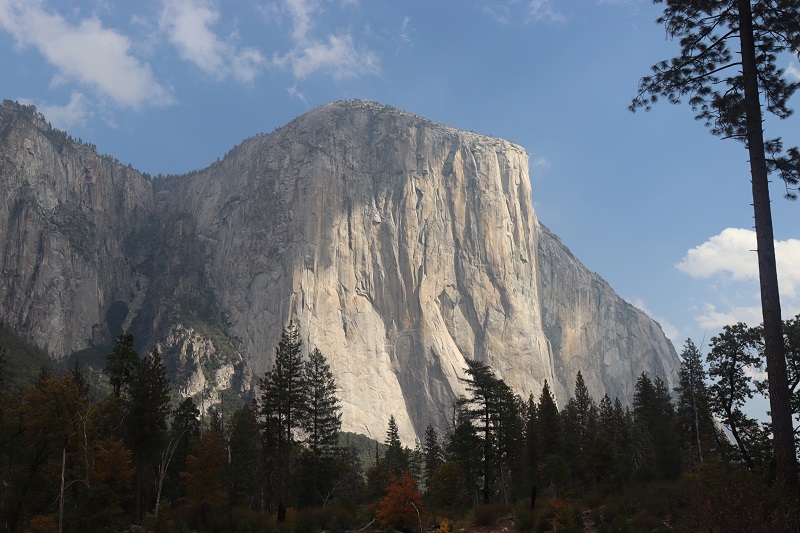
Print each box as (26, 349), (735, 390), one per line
(0, 100), (679, 443)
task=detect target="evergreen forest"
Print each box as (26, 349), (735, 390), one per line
(1, 316), (800, 532)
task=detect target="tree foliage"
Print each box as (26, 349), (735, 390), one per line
(372, 471), (427, 532)
(675, 339), (715, 469)
(707, 323), (763, 468)
(104, 331), (139, 398)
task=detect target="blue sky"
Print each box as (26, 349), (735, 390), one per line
(1, 0), (799, 393)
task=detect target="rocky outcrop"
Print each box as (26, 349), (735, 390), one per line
(157, 322), (251, 411)
(536, 225), (679, 403)
(0, 99), (680, 443)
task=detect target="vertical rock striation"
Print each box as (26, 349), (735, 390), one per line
(0, 101), (154, 357)
(0, 99), (679, 443)
(154, 101), (678, 440)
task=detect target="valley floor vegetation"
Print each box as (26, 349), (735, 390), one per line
(1, 318), (800, 532)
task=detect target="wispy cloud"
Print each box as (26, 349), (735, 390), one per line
(677, 227), (800, 330)
(397, 16), (413, 52)
(28, 92), (91, 130)
(526, 0), (565, 23)
(274, 33), (379, 79)
(482, 1), (565, 25)
(0, 0), (172, 108)
(269, 0), (379, 80)
(286, 83), (308, 105)
(787, 61), (800, 82)
(159, 0), (265, 83)
(530, 155), (551, 180)
(481, 3), (513, 25)
(693, 303), (764, 332)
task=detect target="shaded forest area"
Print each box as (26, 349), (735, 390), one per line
(1, 317), (800, 532)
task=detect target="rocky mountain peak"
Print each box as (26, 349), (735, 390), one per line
(0, 99), (679, 443)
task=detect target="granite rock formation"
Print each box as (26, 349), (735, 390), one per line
(0, 99), (679, 442)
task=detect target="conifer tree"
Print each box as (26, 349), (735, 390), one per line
(575, 372), (598, 454)
(127, 348), (171, 520)
(598, 394), (614, 441)
(302, 348), (341, 466)
(632, 373), (680, 480)
(493, 381), (523, 502)
(613, 398), (634, 482)
(227, 404), (260, 509)
(653, 376), (680, 478)
(104, 331), (139, 398)
(632, 374), (656, 477)
(257, 323), (306, 512)
(444, 400), (482, 504)
(299, 346), (341, 504)
(562, 372), (598, 485)
(166, 397), (201, 502)
(384, 415), (406, 476)
(674, 339), (714, 468)
(422, 423), (443, 490)
(631, 0), (800, 496)
(537, 380), (563, 460)
(265, 324), (307, 448)
(460, 359), (500, 503)
(522, 394), (539, 489)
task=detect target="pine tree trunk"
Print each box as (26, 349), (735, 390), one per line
(737, 0), (799, 499)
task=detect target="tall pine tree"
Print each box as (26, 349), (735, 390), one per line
(127, 348), (171, 521)
(674, 339), (714, 469)
(300, 347), (341, 504)
(460, 359), (500, 503)
(257, 323), (307, 513)
(631, 0), (800, 496)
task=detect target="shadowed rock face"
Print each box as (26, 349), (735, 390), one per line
(0, 102), (154, 358)
(0, 99), (679, 443)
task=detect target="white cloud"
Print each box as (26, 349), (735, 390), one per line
(284, 0), (317, 42)
(677, 228), (800, 329)
(530, 156), (551, 180)
(787, 62), (800, 82)
(270, 0), (379, 80)
(398, 16), (412, 50)
(676, 228), (758, 281)
(482, 4), (512, 25)
(693, 303), (764, 332)
(482, 1), (565, 25)
(526, 0), (565, 24)
(159, 0), (265, 83)
(286, 83), (308, 105)
(274, 33), (379, 80)
(31, 92), (91, 130)
(677, 228), (800, 298)
(0, 0), (171, 108)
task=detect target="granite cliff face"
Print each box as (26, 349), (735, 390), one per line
(0, 99), (679, 442)
(0, 102), (154, 357)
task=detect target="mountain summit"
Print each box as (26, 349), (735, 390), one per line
(0, 99), (678, 442)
